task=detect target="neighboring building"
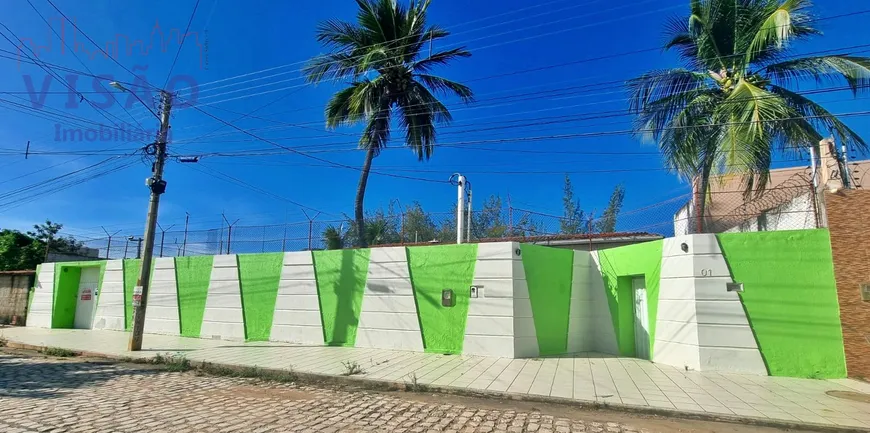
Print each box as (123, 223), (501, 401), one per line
(0, 270), (35, 325)
(674, 142), (869, 235)
(47, 246), (101, 263)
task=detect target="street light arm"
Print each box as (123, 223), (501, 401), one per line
(110, 81), (161, 120)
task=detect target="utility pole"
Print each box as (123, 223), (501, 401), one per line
(466, 181), (472, 242)
(451, 173), (466, 244)
(129, 90), (172, 352)
(181, 212), (189, 256)
(128, 236), (144, 259)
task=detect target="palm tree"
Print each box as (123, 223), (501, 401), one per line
(628, 0), (869, 231)
(304, 0), (473, 247)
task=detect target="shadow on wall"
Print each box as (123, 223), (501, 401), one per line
(407, 244), (477, 355)
(0, 354), (160, 399)
(312, 249), (370, 347)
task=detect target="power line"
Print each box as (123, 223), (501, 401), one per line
(0, 21), (143, 135)
(168, 40), (870, 140)
(43, 0), (163, 91)
(181, 162), (334, 215)
(163, 0), (202, 89)
(157, 6), (870, 109)
(24, 0), (148, 133)
(186, 103), (449, 184)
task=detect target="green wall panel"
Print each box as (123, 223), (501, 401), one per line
(717, 230), (846, 379)
(407, 244), (478, 354)
(596, 240), (663, 357)
(122, 259), (141, 330)
(175, 256), (214, 338)
(237, 253), (283, 341)
(520, 244), (574, 355)
(52, 264), (80, 328)
(50, 262), (107, 329)
(312, 249), (370, 346)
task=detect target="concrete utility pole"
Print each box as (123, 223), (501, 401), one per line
(129, 90), (172, 351)
(454, 174), (466, 244)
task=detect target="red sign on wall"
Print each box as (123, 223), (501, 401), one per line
(80, 289), (92, 301)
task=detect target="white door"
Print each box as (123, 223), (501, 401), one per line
(632, 276), (650, 360)
(73, 267), (100, 329)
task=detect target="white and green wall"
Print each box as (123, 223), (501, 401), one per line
(26, 231), (848, 379)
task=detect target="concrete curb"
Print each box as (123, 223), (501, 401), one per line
(3, 340), (868, 433)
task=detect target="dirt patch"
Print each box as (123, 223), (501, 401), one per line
(826, 390), (870, 404)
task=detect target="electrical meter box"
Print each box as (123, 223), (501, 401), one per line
(441, 289), (455, 307)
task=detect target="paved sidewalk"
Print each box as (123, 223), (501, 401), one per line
(3, 327), (869, 431)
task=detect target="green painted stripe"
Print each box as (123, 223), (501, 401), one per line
(521, 244), (574, 356)
(717, 230), (846, 379)
(122, 259), (141, 331)
(237, 252), (283, 341)
(312, 249), (370, 347)
(407, 244), (477, 354)
(51, 263), (79, 328)
(175, 255), (214, 338)
(596, 240), (663, 357)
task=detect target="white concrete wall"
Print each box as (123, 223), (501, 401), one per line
(727, 192), (816, 233)
(462, 242), (525, 358)
(567, 251), (593, 353)
(654, 234), (766, 375)
(690, 235), (767, 375)
(269, 251), (324, 345)
(143, 257), (180, 336)
(93, 260), (125, 331)
(26, 264), (55, 329)
(655, 236), (702, 371)
(588, 252), (620, 355)
(356, 247), (423, 352)
(200, 254), (245, 341)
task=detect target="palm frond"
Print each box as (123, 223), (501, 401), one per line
(764, 55), (870, 94)
(360, 108), (391, 154)
(744, 0), (819, 66)
(397, 84), (437, 161)
(415, 73), (474, 102)
(769, 84), (867, 151)
(324, 79), (384, 128)
(627, 69), (712, 113)
(315, 19), (374, 51)
(303, 52), (364, 84)
(411, 47), (471, 73)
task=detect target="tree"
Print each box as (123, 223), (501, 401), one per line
(27, 220), (83, 255)
(323, 225), (345, 250)
(628, 0), (869, 231)
(559, 177), (625, 234)
(596, 185), (625, 233)
(0, 230), (44, 271)
(402, 202), (438, 243)
(304, 0), (473, 247)
(560, 175), (585, 234)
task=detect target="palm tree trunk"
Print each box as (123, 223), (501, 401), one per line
(355, 146), (376, 248)
(696, 159), (713, 233)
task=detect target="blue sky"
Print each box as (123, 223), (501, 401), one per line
(0, 0), (868, 240)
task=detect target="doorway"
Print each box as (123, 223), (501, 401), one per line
(632, 276), (650, 360)
(73, 267), (100, 329)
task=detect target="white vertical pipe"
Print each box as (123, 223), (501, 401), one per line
(456, 174), (465, 244)
(466, 186), (472, 242)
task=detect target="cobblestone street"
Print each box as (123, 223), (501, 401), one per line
(0, 351), (822, 433)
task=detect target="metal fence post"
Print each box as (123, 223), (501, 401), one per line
(101, 226), (120, 259)
(222, 213), (239, 255)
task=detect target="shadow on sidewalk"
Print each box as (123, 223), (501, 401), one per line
(0, 353), (160, 399)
